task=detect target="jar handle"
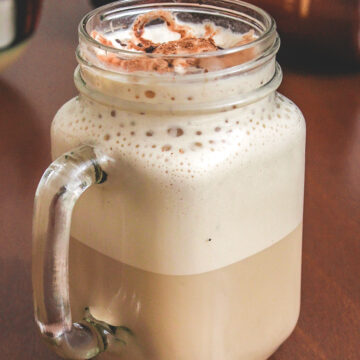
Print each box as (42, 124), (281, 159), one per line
(32, 145), (108, 359)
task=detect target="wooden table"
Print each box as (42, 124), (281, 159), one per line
(0, 1), (359, 359)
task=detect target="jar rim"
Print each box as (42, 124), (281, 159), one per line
(76, 1), (281, 111)
(78, 0), (278, 77)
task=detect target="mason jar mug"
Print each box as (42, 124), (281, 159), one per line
(32, 1), (306, 359)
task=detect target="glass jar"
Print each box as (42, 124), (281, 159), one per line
(32, 1), (306, 360)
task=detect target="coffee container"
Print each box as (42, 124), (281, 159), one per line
(33, 2), (306, 359)
(251, 0), (360, 70)
(0, 0), (42, 71)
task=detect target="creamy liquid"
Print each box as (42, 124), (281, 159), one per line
(52, 92), (305, 275)
(52, 19), (305, 360)
(69, 224), (302, 360)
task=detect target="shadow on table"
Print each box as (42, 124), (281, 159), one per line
(0, 258), (59, 359)
(0, 79), (50, 186)
(0, 79), (49, 257)
(0, 81), (56, 358)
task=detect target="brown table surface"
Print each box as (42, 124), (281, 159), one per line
(1, 1), (359, 359)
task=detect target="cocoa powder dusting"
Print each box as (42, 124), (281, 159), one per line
(91, 10), (256, 73)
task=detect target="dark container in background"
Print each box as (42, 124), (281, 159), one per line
(0, 0), (42, 71)
(251, 0), (359, 71)
(89, 0), (360, 72)
(91, 0), (112, 8)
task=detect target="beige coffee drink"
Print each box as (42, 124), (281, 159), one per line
(33, 3), (305, 360)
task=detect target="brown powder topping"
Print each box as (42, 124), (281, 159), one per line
(153, 37), (217, 55)
(130, 10), (193, 50)
(91, 10), (255, 73)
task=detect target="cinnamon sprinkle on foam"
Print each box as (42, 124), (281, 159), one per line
(90, 10), (256, 73)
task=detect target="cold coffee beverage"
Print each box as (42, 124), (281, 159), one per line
(33, 2), (305, 360)
(69, 225), (302, 360)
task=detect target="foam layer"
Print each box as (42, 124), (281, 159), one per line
(51, 16), (305, 275)
(52, 91), (305, 275)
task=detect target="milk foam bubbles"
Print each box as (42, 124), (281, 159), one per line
(49, 19), (306, 275)
(52, 87), (305, 274)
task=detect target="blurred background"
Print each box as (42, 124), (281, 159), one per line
(251, 0), (359, 71)
(90, 0), (360, 71)
(0, 0), (42, 70)
(0, 1), (359, 360)
(1, 0), (359, 72)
